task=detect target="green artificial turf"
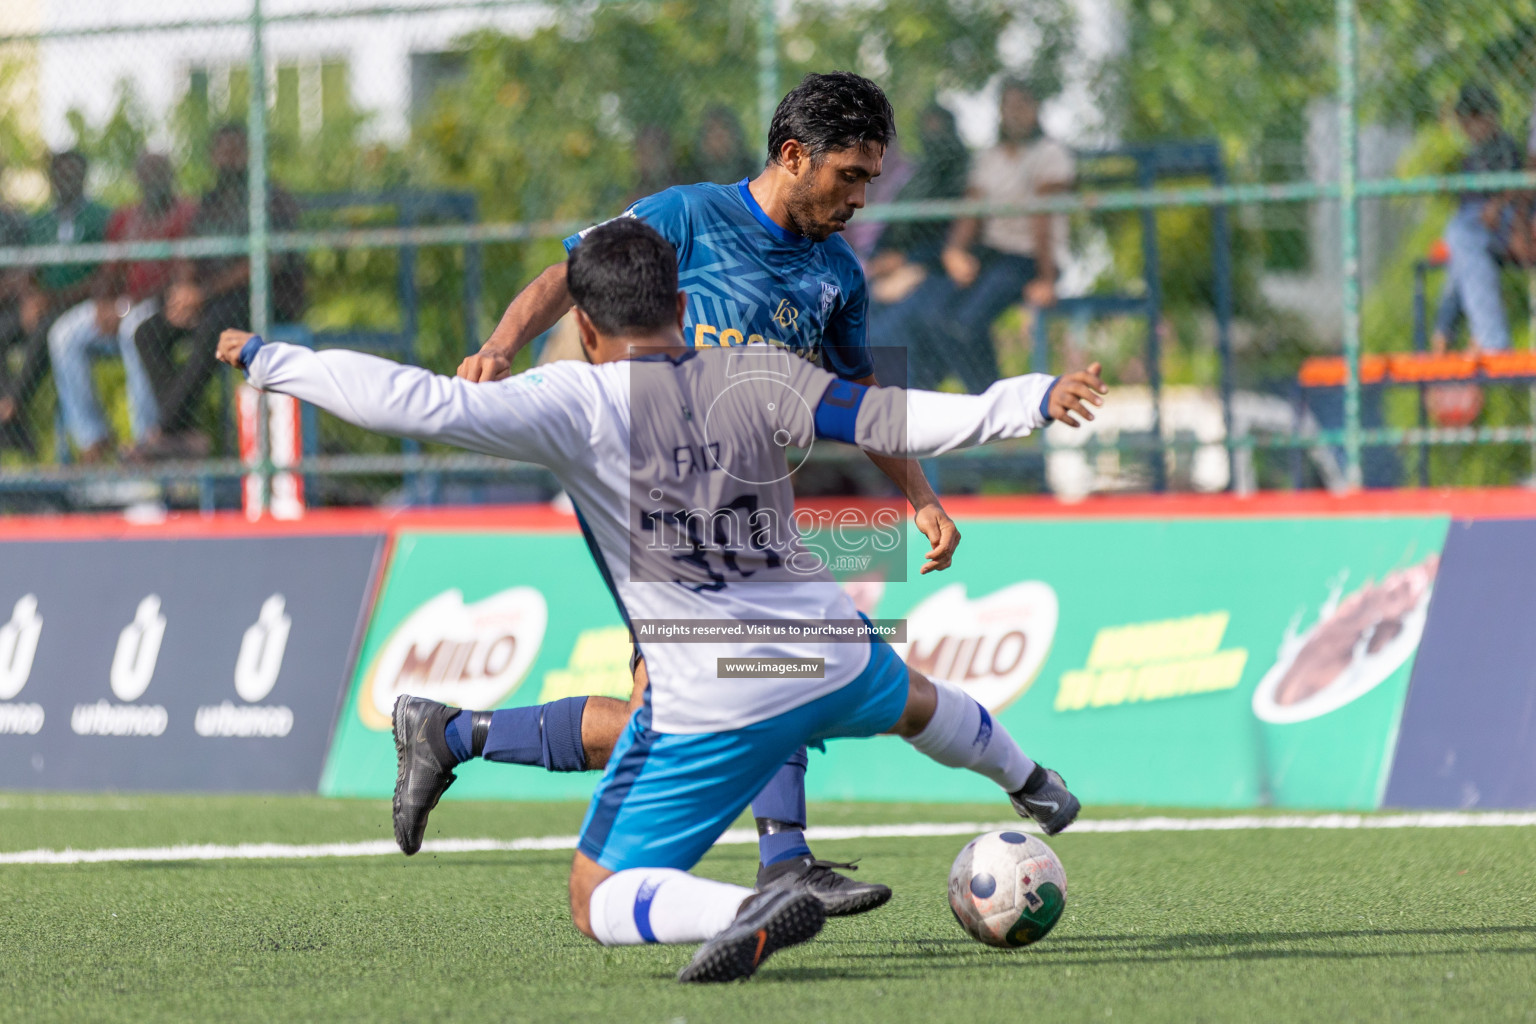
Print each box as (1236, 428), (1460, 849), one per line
(3, 794), (1534, 1022)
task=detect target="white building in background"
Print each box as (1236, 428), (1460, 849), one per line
(15, 0), (550, 152)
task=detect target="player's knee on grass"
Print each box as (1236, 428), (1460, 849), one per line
(568, 851), (613, 941)
(884, 668), (939, 737)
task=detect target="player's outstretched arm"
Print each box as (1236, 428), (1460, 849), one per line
(834, 363), (1107, 459)
(217, 329), (588, 465)
(457, 262), (575, 382)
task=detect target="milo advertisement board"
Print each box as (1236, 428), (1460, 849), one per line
(323, 515), (1449, 810)
(811, 514), (1449, 809)
(319, 531), (630, 799)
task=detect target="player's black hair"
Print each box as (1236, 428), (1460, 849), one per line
(766, 71), (895, 165)
(567, 217), (679, 336)
(213, 121), (248, 144)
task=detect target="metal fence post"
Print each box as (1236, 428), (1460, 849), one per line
(1336, 0), (1362, 489)
(249, 0), (272, 515)
(757, 0), (779, 147)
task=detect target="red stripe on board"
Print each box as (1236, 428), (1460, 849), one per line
(1, 487), (1534, 542)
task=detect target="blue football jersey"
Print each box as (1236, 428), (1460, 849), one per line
(564, 179), (873, 381)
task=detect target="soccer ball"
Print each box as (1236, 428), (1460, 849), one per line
(948, 830), (1067, 947)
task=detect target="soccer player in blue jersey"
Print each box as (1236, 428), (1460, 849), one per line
(445, 72), (946, 915)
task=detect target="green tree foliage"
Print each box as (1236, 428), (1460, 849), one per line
(1362, 0), (1536, 124)
(1103, 0), (1334, 169)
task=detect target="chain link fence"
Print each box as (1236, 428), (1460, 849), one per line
(1, 0), (1534, 513)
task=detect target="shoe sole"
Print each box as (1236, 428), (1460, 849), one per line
(1041, 795), (1081, 836)
(677, 892), (826, 983)
(391, 695), (453, 856)
(816, 884), (893, 917)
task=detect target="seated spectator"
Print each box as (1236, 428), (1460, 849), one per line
(130, 123), (303, 459)
(870, 80), (1073, 392)
(861, 104), (969, 386)
(0, 150), (110, 453)
(48, 153), (197, 462)
(682, 105), (756, 184)
(873, 105), (968, 271)
(1430, 83), (1527, 355)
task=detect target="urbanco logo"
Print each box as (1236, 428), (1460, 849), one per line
(196, 594), (295, 739)
(235, 594), (291, 703)
(0, 595), (44, 735)
(358, 586), (548, 730)
(110, 595), (166, 703)
(0, 594), (42, 701)
(73, 595), (169, 737)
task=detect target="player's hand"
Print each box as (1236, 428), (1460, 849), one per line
(217, 328), (255, 368)
(1048, 362), (1108, 428)
(914, 502), (960, 575)
(457, 348), (512, 382)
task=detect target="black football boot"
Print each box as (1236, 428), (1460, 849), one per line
(755, 856), (892, 916)
(391, 694), (465, 855)
(676, 889), (826, 983)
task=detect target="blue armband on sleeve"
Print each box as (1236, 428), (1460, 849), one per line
(1040, 376), (1059, 421)
(814, 378), (869, 444)
(238, 334), (266, 372)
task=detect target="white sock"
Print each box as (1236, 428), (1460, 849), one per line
(905, 677), (1036, 792)
(588, 868), (752, 946)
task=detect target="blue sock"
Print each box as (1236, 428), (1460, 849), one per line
(481, 696), (588, 772)
(444, 710), (472, 763)
(758, 828), (813, 865)
(753, 748), (813, 866)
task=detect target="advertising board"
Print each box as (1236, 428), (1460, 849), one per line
(321, 517), (1448, 809)
(0, 535), (382, 791)
(1383, 519), (1536, 808)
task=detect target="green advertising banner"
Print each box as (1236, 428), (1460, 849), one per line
(320, 531), (630, 799)
(322, 515), (1449, 810)
(818, 514), (1448, 810)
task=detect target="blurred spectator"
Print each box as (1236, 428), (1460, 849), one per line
(861, 105), (970, 386)
(683, 106), (756, 184)
(871, 82), (1073, 392)
(1430, 83), (1527, 355)
(0, 161), (29, 395)
(0, 151), (110, 453)
(630, 123), (684, 205)
(130, 123), (303, 459)
(47, 153), (197, 462)
(863, 105), (968, 295)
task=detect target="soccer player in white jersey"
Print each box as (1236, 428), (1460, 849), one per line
(216, 218), (1106, 982)
(453, 72), (945, 915)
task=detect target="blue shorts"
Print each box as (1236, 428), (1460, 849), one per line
(577, 632), (910, 872)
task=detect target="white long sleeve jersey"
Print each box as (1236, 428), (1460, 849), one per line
(247, 342), (1056, 732)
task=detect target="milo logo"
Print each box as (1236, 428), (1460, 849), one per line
(895, 582), (1058, 712)
(358, 587), (547, 729)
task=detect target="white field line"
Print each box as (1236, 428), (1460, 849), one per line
(2, 811), (1536, 867)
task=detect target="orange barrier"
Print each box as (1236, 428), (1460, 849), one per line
(1298, 351), (1536, 387)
